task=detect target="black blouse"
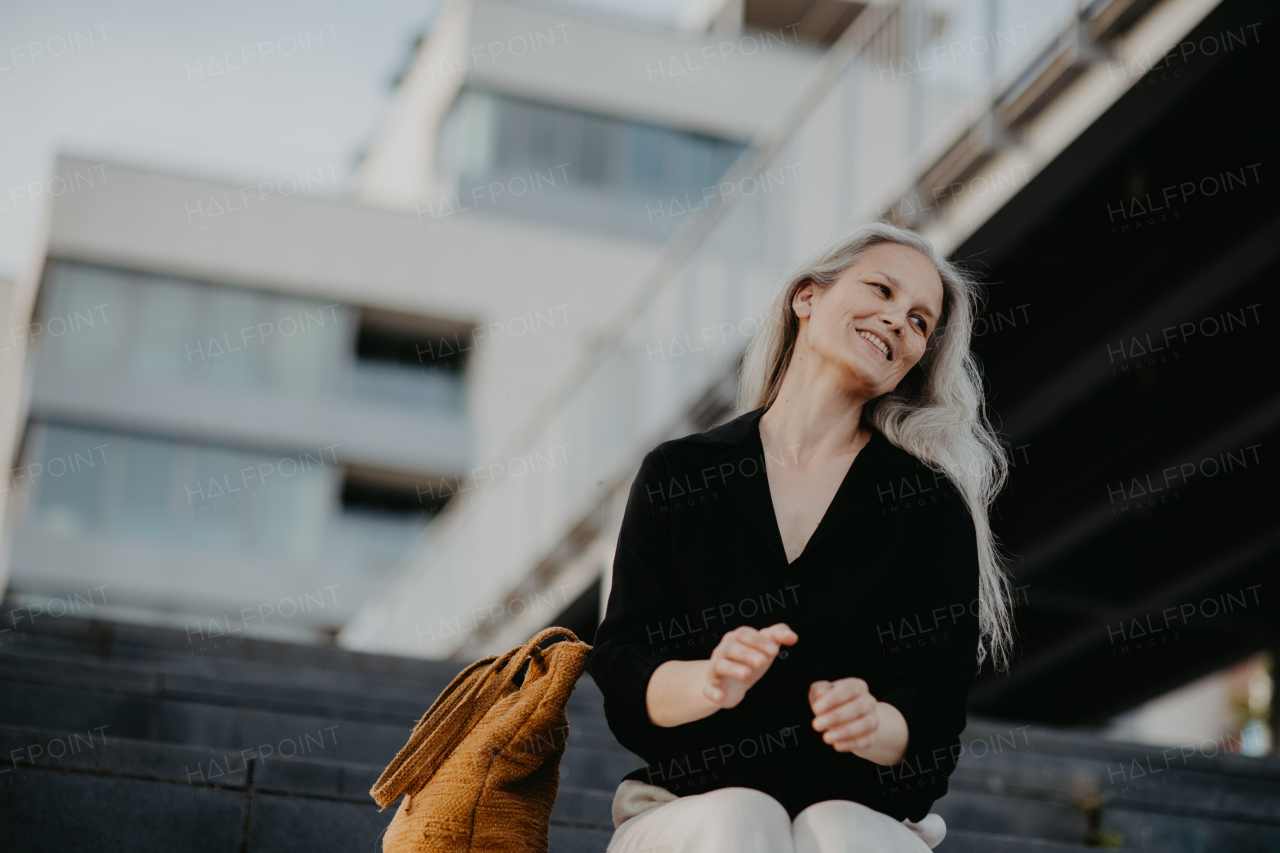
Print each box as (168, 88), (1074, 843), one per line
(585, 406), (982, 823)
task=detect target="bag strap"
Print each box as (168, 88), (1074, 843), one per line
(495, 625), (582, 685)
(369, 625), (584, 808)
(370, 652), (500, 808)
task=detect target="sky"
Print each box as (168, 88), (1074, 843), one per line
(0, 0), (708, 279)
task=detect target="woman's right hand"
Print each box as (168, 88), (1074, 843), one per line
(703, 623), (799, 708)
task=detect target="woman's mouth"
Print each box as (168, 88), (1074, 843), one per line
(858, 330), (891, 360)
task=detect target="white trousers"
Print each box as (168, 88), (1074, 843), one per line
(605, 780), (946, 853)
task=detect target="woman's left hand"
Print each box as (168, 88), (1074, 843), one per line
(809, 678), (908, 764)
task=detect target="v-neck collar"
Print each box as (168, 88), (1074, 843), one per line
(715, 407), (890, 570)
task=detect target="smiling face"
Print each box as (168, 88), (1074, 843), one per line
(791, 242), (946, 399)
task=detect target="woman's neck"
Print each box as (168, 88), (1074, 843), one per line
(759, 382), (872, 469)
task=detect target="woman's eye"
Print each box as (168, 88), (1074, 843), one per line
(873, 283), (890, 296)
(911, 317), (928, 334)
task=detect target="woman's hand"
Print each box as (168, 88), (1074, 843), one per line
(809, 677), (908, 765)
(703, 623), (798, 709)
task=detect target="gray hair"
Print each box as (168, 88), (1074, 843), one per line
(736, 221), (1016, 674)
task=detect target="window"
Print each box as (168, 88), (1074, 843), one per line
(33, 261), (466, 414)
(331, 466), (436, 570)
(348, 306), (469, 412)
(437, 88), (747, 202)
(23, 421), (339, 559)
(35, 260), (352, 394)
(115, 433), (179, 540)
(23, 423), (111, 534)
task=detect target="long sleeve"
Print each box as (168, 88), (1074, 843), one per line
(876, 490), (982, 821)
(586, 448), (690, 762)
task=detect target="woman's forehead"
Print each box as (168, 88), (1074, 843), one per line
(846, 245), (944, 311)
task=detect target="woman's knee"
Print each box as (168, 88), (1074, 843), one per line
(690, 787), (792, 841)
(611, 786), (792, 853)
(794, 800), (927, 852)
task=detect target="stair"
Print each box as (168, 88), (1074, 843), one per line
(2, 609), (1278, 851)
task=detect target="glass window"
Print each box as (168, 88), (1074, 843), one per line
(201, 284), (272, 389)
(35, 261), (358, 402)
(712, 139), (745, 180)
(349, 361), (465, 411)
(132, 275), (205, 382)
(686, 134), (718, 194)
(183, 445), (250, 550)
(437, 88), (497, 179)
(438, 88), (746, 204)
(348, 308), (467, 412)
(579, 114), (611, 187)
(494, 96), (534, 173)
(114, 433), (178, 541)
(252, 448), (335, 561)
(550, 108), (585, 176)
(22, 421), (343, 562)
(525, 101), (560, 173)
(29, 423), (112, 534)
(37, 261), (135, 370)
(628, 123), (667, 195)
(266, 294), (349, 396)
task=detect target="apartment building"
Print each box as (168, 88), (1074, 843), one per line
(0, 0), (828, 642)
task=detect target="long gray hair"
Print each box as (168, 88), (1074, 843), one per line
(736, 221), (1016, 674)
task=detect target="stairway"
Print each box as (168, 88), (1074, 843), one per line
(2, 608), (1278, 851)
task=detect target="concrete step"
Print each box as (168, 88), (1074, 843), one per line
(0, 644), (621, 744)
(0, 724), (616, 852)
(1099, 807), (1280, 852)
(10, 649), (1278, 833)
(930, 789), (1090, 844)
(12, 638), (1279, 801)
(1, 603), (468, 679)
(0, 674), (643, 781)
(0, 670), (1144, 846)
(935, 830), (1110, 852)
(7, 610), (1280, 851)
(0, 724), (1119, 853)
(11, 612), (1278, 793)
(959, 719), (1280, 786)
(0, 629), (613, 716)
(0, 723), (390, 852)
(1100, 761), (1280, 824)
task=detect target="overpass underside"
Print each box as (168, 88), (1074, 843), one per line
(957, 0), (1278, 725)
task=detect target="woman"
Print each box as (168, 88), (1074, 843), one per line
(585, 221), (1018, 853)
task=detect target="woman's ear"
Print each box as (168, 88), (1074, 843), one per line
(792, 280), (816, 321)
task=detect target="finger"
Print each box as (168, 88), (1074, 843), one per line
(813, 695), (877, 729)
(825, 713), (880, 743)
(762, 623), (799, 645)
(825, 722), (875, 746)
(812, 685), (848, 714)
(830, 734), (872, 753)
(808, 680), (833, 702)
(829, 722), (880, 742)
(712, 657), (752, 681)
(765, 622), (798, 641)
(733, 628), (781, 657)
(721, 641), (770, 669)
(716, 640), (762, 666)
(812, 678), (867, 713)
